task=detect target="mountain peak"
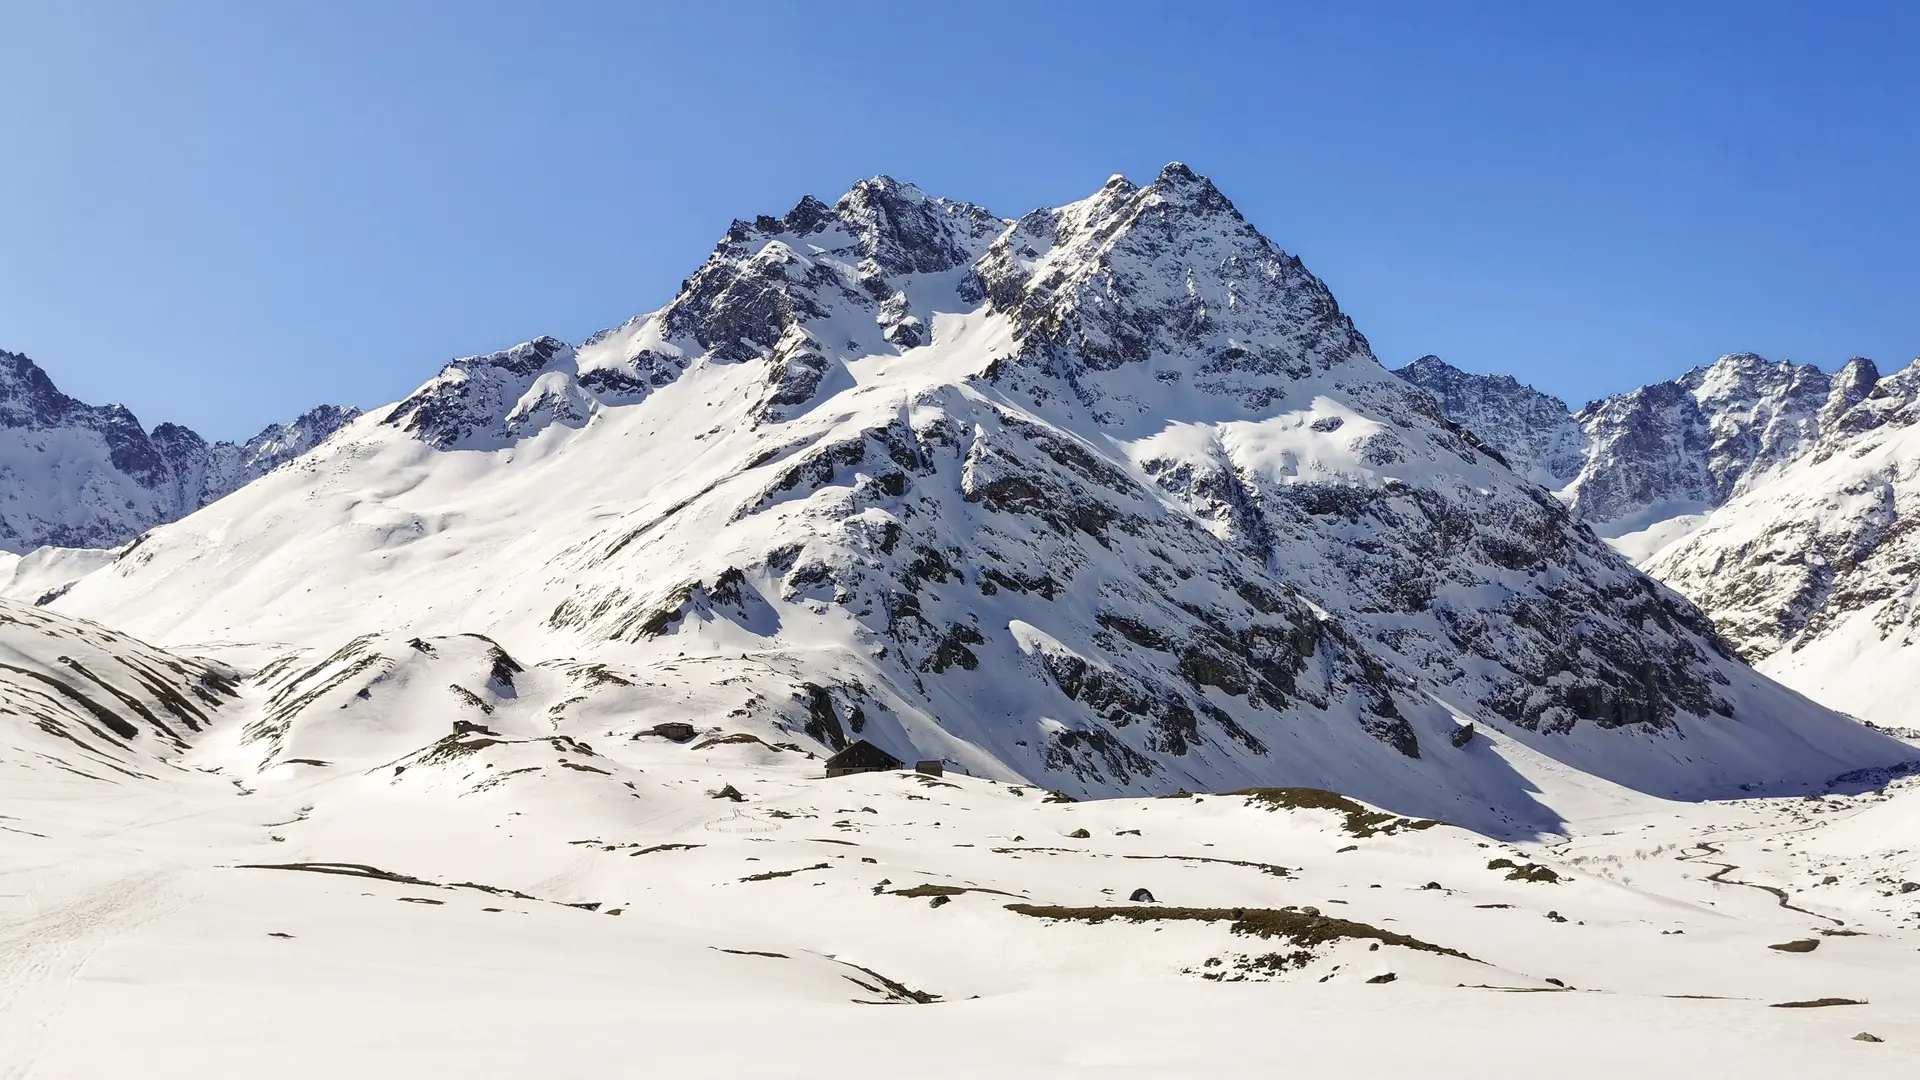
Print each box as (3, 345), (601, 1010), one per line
(0, 349), (77, 428)
(839, 173), (915, 201)
(1152, 161), (1223, 194)
(1678, 352), (1825, 399)
(1157, 160), (1199, 182)
(1833, 356), (1880, 384)
(972, 167), (1369, 425)
(829, 174), (1004, 278)
(1396, 354), (1557, 401)
(1131, 161), (1237, 215)
(780, 193), (836, 235)
(1399, 355), (1472, 383)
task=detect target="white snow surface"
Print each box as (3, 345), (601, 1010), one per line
(0, 545), (121, 605)
(3, 600), (1918, 1077)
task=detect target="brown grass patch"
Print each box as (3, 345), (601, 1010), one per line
(1226, 788), (1445, 837)
(741, 862), (831, 882)
(1004, 903), (1473, 959)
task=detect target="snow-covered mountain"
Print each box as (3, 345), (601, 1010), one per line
(1394, 355), (1586, 489)
(0, 349), (359, 552)
(1398, 353), (1870, 559)
(11, 166), (1920, 1076)
(1395, 352), (1920, 727)
(1567, 354), (1851, 548)
(44, 165), (1906, 829)
(1646, 359), (1920, 722)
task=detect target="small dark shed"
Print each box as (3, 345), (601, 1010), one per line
(649, 722), (697, 742)
(915, 760), (944, 777)
(824, 740), (904, 778)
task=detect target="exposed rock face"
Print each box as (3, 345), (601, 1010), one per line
(974, 166), (1371, 413)
(1396, 356), (1585, 488)
(1398, 353), (1850, 530)
(1558, 377), (1715, 528)
(0, 351), (359, 553)
(961, 166), (1747, 745)
(1566, 353), (1836, 529)
(388, 336), (581, 448)
(52, 166), (1907, 826)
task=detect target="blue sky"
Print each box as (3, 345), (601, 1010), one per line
(5, 1), (1918, 439)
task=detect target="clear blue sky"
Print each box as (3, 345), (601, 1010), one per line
(5, 1), (1918, 439)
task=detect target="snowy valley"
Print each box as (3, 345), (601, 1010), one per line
(4, 597), (1919, 1076)
(5, 165), (1919, 1076)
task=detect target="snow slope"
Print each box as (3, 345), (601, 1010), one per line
(46, 166), (1908, 830)
(4, 606), (1918, 1076)
(0, 545), (120, 605)
(0, 598), (238, 792)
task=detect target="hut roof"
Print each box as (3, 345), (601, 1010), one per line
(824, 740), (904, 771)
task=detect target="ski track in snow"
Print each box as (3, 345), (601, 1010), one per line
(0, 870), (184, 1080)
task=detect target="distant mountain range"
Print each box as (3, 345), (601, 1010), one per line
(0, 349), (358, 553)
(9, 245), (1905, 741)
(1397, 352), (1919, 722)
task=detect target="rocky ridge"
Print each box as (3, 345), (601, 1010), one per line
(1644, 359), (1920, 722)
(1394, 355), (1586, 488)
(1397, 353), (1876, 553)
